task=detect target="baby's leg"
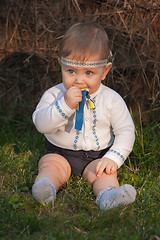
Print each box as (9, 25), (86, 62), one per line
(83, 160), (136, 210)
(83, 159), (119, 196)
(32, 153), (71, 205)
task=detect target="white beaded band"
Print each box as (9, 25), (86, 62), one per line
(61, 51), (113, 67)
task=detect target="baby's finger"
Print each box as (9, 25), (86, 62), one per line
(105, 164), (112, 175)
(71, 87), (82, 96)
(96, 161), (101, 175)
(110, 165), (117, 174)
(96, 161), (106, 177)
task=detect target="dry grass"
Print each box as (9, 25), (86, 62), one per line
(0, 0), (159, 122)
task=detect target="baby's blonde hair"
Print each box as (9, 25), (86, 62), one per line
(58, 22), (110, 61)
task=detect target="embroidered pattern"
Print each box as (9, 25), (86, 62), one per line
(92, 99), (100, 151)
(73, 130), (80, 150)
(61, 51), (113, 68)
(55, 101), (68, 119)
(61, 57), (108, 67)
(108, 149), (125, 162)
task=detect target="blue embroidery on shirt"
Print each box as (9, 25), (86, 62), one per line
(92, 99), (100, 151)
(73, 130), (80, 150)
(55, 101), (68, 119)
(108, 149), (125, 162)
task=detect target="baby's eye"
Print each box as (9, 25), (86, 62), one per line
(68, 69), (75, 74)
(86, 71), (93, 75)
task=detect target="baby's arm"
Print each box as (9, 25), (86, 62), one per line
(33, 85), (83, 134)
(95, 89), (135, 174)
(32, 87), (77, 134)
(96, 157), (118, 177)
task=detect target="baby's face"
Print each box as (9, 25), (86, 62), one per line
(60, 55), (111, 94)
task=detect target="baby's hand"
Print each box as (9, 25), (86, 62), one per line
(96, 157), (118, 177)
(64, 86), (82, 110)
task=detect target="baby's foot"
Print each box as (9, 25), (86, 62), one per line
(96, 184), (137, 210)
(32, 177), (56, 205)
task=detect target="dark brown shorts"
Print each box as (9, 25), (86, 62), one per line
(44, 140), (110, 176)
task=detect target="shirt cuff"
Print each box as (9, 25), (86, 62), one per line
(103, 149), (126, 168)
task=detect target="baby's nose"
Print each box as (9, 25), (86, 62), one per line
(75, 75), (83, 84)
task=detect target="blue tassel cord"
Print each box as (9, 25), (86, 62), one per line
(75, 89), (95, 130)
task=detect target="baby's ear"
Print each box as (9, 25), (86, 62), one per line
(58, 58), (62, 66)
(102, 63), (112, 80)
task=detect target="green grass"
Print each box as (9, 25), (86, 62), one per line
(0, 116), (160, 240)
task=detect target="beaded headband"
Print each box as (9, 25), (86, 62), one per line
(61, 51), (113, 67)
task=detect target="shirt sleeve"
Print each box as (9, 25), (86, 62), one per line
(103, 93), (135, 168)
(32, 89), (75, 134)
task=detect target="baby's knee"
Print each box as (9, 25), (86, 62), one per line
(38, 154), (71, 184)
(38, 154), (59, 168)
(82, 161), (98, 185)
(54, 154), (71, 182)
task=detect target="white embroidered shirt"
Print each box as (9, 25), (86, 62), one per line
(32, 83), (135, 168)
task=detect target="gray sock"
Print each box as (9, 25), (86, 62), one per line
(32, 177), (56, 205)
(96, 184), (137, 210)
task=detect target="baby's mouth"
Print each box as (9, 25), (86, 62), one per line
(73, 84), (88, 90)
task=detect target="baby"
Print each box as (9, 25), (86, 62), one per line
(32, 22), (136, 210)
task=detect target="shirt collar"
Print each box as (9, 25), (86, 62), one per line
(90, 84), (103, 99)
